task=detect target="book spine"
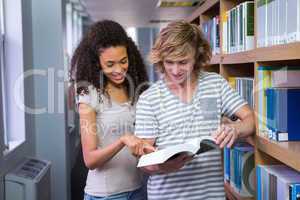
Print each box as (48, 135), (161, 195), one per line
(222, 12), (228, 54)
(216, 16), (220, 54)
(237, 4), (242, 52)
(256, 165), (262, 200)
(229, 9), (232, 53)
(224, 147), (231, 181)
(234, 7), (238, 53)
(298, 0), (300, 41)
(246, 2), (254, 50)
(287, 0), (298, 43)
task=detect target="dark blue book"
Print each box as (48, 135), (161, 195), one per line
(256, 165), (262, 200)
(290, 183), (300, 200)
(265, 88), (300, 141)
(224, 147), (230, 182)
(231, 145), (254, 197)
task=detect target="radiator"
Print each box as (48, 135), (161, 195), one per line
(5, 157), (51, 200)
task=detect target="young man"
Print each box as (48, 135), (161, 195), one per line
(134, 20), (255, 200)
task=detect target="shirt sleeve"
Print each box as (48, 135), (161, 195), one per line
(134, 93), (158, 139)
(220, 76), (248, 118)
(75, 85), (99, 112)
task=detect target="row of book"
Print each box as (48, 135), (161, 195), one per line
(224, 143), (255, 197)
(201, 16), (220, 55)
(257, 66), (300, 141)
(222, 1), (255, 54)
(228, 77), (254, 109)
(257, 0), (300, 48)
(257, 165), (300, 200)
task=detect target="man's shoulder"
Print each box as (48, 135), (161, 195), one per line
(139, 80), (162, 101)
(201, 71), (223, 80)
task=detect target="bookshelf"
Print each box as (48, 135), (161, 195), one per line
(256, 136), (300, 171)
(224, 182), (254, 200)
(186, 0), (300, 199)
(255, 42), (300, 62)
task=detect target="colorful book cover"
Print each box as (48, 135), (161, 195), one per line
(271, 68), (300, 87)
(228, 77), (236, 89)
(257, 165), (300, 199)
(266, 88), (300, 141)
(257, 66), (274, 137)
(290, 183), (300, 200)
(256, 66), (297, 137)
(230, 145), (254, 197)
(222, 11), (228, 53)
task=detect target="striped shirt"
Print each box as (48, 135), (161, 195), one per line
(135, 72), (247, 200)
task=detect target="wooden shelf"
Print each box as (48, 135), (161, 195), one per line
(255, 42), (300, 62)
(186, 0), (220, 22)
(256, 136), (300, 171)
(210, 54), (221, 65)
(224, 182), (254, 200)
(208, 42), (300, 65)
(221, 51), (256, 64)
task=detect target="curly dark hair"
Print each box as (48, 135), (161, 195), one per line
(70, 20), (149, 104)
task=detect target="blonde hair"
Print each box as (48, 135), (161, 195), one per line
(149, 20), (211, 73)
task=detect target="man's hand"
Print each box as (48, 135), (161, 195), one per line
(212, 124), (239, 148)
(141, 153), (193, 174)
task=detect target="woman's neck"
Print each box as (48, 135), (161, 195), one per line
(105, 81), (129, 103)
(106, 81), (125, 90)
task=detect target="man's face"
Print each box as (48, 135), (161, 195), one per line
(163, 53), (196, 85)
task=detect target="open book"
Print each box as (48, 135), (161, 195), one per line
(137, 136), (219, 167)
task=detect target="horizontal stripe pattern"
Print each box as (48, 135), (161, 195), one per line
(135, 72), (247, 200)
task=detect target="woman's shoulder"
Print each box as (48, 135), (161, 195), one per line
(76, 84), (105, 111)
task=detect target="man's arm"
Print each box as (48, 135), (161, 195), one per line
(213, 104), (255, 148)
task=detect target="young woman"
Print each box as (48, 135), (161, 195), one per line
(134, 20), (255, 200)
(70, 20), (154, 200)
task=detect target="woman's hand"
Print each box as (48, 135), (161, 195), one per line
(121, 134), (156, 156)
(212, 124), (240, 148)
(141, 153), (193, 174)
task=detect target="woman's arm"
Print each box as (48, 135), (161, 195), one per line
(79, 103), (154, 170)
(79, 103), (125, 170)
(213, 104), (255, 148)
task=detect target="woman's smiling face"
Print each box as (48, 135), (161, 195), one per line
(99, 46), (129, 85)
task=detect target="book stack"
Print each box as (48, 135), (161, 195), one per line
(222, 1), (254, 54)
(224, 143), (255, 198)
(201, 15), (220, 55)
(257, 0), (300, 48)
(265, 88), (300, 141)
(256, 165), (300, 200)
(228, 77), (254, 108)
(257, 66), (300, 141)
